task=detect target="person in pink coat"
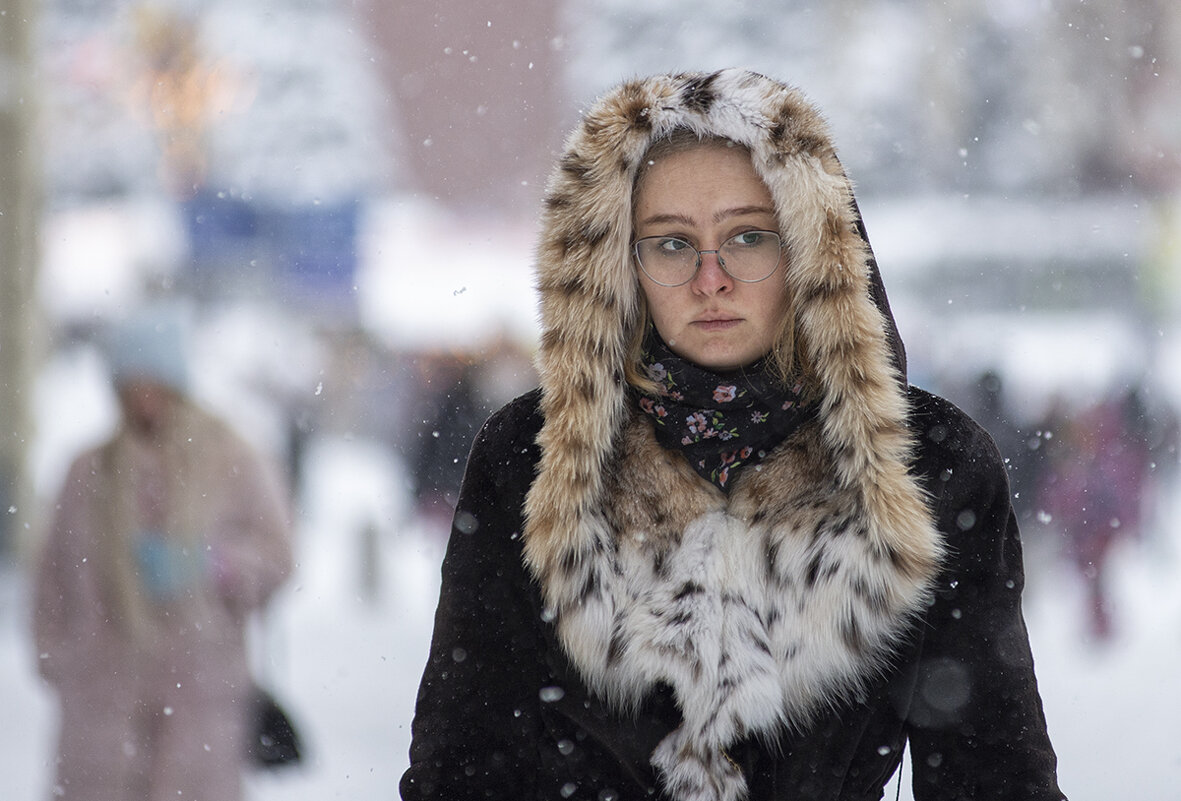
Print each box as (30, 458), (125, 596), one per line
(32, 306), (294, 801)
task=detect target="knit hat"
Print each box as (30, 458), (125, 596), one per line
(106, 302), (192, 395)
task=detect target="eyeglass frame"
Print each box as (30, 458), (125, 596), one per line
(631, 230), (784, 287)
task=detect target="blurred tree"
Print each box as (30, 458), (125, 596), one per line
(197, 0), (394, 205)
(0, 0), (41, 557)
(1037, 0), (1181, 194)
(562, 0), (1181, 199)
(1043, 0), (1181, 332)
(131, 6), (220, 198)
(39, 0), (394, 206)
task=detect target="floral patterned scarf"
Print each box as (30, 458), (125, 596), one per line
(637, 334), (813, 491)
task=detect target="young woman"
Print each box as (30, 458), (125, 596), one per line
(401, 69), (1065, 801)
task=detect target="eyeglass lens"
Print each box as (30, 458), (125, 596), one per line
(634, 231), (781, 286)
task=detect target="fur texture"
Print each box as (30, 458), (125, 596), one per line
(523, 69), (944, 801)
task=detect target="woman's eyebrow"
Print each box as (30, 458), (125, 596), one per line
(637, 212), (695, 228)
(638, 206), (777, 229)
(713, 205), (776, 223)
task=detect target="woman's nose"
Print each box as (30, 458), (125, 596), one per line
(690, 250), (733, 295)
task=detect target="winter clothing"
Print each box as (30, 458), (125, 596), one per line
(637, 332), (812, 490)
(106, 303), (193, 395)
(401, 69), (1064, 801)
(33, 400), (293, 801)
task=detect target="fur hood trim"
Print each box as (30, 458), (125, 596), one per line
(523, 70), (943, 801)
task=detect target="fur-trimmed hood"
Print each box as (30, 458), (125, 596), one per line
(522, 69), (944, 801)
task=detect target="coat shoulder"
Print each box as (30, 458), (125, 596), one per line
(475, 388), (544, 462)
(906, 385), (1014, 526)
(907, 385), (1006, 476)
(461, 388), (544, 505)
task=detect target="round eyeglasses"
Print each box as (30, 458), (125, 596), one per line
(633, 230), (783, 287)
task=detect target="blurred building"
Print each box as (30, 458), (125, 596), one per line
(355, 0), (566, 216)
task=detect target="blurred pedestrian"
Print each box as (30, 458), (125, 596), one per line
(401, 70), (1064, 801)
(32, 304), (294, 801)
(407, 338), (535, 534)
(969, 369), (1043, 521)
(408, 355), (488, 531)
(1038, 388), (1152, 640)
(1120, 383), (1181, 544)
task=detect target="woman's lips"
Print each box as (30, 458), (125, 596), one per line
(693, 318), (741, 332)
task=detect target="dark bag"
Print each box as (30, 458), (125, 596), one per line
(248, 685), (303, 769)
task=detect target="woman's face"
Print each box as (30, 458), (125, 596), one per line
(633, 144), (789, 372)
(117, 378), (178, 436)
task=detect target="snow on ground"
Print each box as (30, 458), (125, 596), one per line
(4, 432), (1181, 799)
(1027, 535), (1181, 798)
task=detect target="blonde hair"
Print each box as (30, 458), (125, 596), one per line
(625, 128), (810, 394)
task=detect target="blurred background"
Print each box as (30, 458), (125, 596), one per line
(1, 0), (1180, 798)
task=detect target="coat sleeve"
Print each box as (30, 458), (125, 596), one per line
(31, 451), (102, 685)
(905, 399), (1066, 801)
(207, 435), (294, 616)
(400, 401), (550, 801)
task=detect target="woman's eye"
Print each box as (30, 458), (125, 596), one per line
(731, 231), (766, 247)
(657, 237), (691, 254)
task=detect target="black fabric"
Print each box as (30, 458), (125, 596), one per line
(636, 332), (812, 491)
(850, 195), (908, 383)
(399, 388), (1066, 801)
(248, 685), (303, 769)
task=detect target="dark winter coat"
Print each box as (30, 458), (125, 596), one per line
(400, 69), (1065, 801)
